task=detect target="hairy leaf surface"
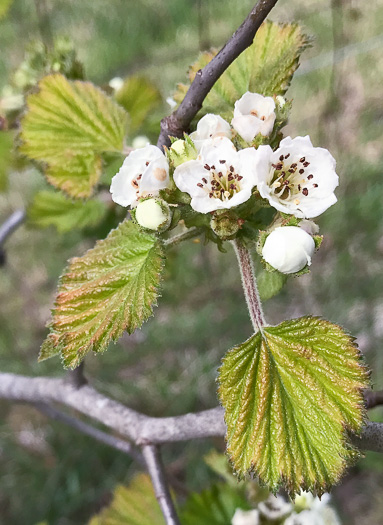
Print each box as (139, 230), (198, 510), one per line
(28, 190), (107, 233)
(20, 74), (128, 197)
(41, 220), (164, 368)
(174, 21), (310, 119)
(218, 316), (369, 496)
(89, 474), (165, 525)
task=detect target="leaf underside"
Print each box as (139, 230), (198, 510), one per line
(174, 21), (310, 119)
(218, 316), (369, 497)
(40, 220), (164, 368)
(19, 73), (128, 197)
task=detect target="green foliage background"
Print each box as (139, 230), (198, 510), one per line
(0, 0), (383, 524)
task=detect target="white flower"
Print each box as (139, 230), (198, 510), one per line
(258, 495), (292, 520)
(262, 226), (315, 274)
(135, 198), (169, 230)
(285, 510), (324, 525)
(231, 508), (259, 525)
(132, 135), (150, 149)
(276, 95), (286, 108)
(109, 77), (124, 92)
(231, 92), (276, 142)
(190, 113), (232, 151)
(166, 96), (177, 109)
(110, 145), (170, 207)
(173, 137), (258, 213)
(253, 136), (338, 218)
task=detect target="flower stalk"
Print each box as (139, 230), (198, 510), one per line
(233, 238), (265, 332)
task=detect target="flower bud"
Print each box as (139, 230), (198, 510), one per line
(210, 211), (241, 240)
(231, 509), (259, 525)
(132, 135), (150, 149)
(168, 136), (197, 167)
(133, 198), (171, 232)
(262, 226), (315, 274)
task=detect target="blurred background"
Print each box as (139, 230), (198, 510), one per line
(0, 0), (383, 523)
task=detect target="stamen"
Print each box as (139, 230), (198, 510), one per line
(197, 183), (203, 188)
(145, 161), (149, 166)
(299, 169), (305, 174)
(302, 188), (309, 196)
(313, 183), (318, 188)
(204, 164), (211, 170)
(294, 199), (300, 205)
(307, 174), (313, 180)
(202, 177), (207, 184)
(300, 157), (306, 163)
(219, 159), (226, 164)
(285, 153), (290, 159)
(279, 155), (284, 161)
(303, 161), (310, 167)
(229, 166), (235, 173)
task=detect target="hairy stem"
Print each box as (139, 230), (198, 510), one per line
(142, 445), (181, 525)
(233, 238), (265, 332)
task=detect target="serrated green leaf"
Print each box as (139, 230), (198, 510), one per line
(218, 316), (369, 497)
(28, 190), (107, 233)
(174, 21), (310, 119)
(257, 269), (287, 302)
(181, 483), (250, 525)
(115, 75), (162, 134)
(89, 474), (165, 525)
(19, 74), (128, 197)
(42, 220), (164, 368)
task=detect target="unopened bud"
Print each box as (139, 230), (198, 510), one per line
(133, 198), (171, 232)
(262, 226), (315, 274)
(210, 211), (241, 240)
(168, 136), (197, 167)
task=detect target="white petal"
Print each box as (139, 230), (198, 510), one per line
(140, 154), (170, 193)
(190, 114), (231, 151)
(110, 168), (137, 207)
(232, 92), (276, 140)
(251, 145), (273, 184)
(279, 135), (313, 150)
(262, 226), (315, 274)
(173, 160), (208, 198)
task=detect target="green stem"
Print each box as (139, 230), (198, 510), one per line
(163, 227), (202, 247)
(233, 238), (265, 332)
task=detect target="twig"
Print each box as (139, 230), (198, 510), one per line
(364, 390), (383, 410)
(34, 402), (144, 465)
(232, 238), (265, 331)
(351, 422), (383, 453)
(163, 227), (202, 247)
(157, 0), (279, 148)
(142, 445), (180, 525)
(66, 361), (87, 388)
(0, 209), (26, 247)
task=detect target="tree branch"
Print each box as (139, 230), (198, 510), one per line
(34, 401), (144, 465)
(1, 373), (383, 455)
(142, 445), (180, 525)
(364, 389), (383, 410)
(0, 209), (26, 247)
(157, 0), (279, 148)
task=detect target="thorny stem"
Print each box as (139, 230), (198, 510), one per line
(233, 238), (265, 332)
(142, 445), (181, 525)
(163, 227), (202, 247)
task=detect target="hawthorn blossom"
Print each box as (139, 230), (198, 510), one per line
(231, 509), (259, 525)
(253, 136), (338, 218)
(173, 137), (258, 213)
(110, 145), (170, 207)
(262, 226), (315, 274)
(190, 113), (231, 151)
(231, 92), (276, 142)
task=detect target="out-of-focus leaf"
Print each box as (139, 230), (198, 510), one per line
(28, 190), (107, 233)
(0, 0), (13, 19)
(181, 483), (250, 525)
(0, 131), (13, 192)
(218, 316), (369, 497)
(89, 474), (165, 525)
(115, 75), (162, 134)
(20, 74), (128, 197)
(40, 220), (164, 368)
(257, 269), (287, 302)
(174, 21), (310, 119)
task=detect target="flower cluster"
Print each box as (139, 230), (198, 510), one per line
(110, 91), (339, 274)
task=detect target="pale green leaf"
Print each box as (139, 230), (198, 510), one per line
(174, 21), (310, 119)
(181, 483), (250, 525)
(218, 316), (369, 497)
(41, 219), (164, 368)
(115, 75), (162, 134)
(257, 269), (287, 302)
(28, 190), (107, 233)
(89, 474), (165, 525)
(19, 74), (128, 197)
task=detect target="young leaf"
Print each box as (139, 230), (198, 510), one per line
(89, 474), (165, 525)
(19, 74), (128, 197)
(115, 75), (162, 134)
(256, 269), (287, 302)
(174, 21), (310, 119)
(218, 316), (369, 497)
(28, 190), (107, 233)
(41, 220), (164, 368)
